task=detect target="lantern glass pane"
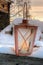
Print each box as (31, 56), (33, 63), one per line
(17, 27), (35, 54)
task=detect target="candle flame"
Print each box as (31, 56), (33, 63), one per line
(20, 41), (29, 51)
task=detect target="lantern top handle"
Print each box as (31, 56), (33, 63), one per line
(22, 1), (31, 24)
(23, 2), (28, 24)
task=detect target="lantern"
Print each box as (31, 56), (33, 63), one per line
(14, 2), (37, 56)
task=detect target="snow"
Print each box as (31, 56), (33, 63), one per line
(29, 47), (43, 58)
(35, 41), (43, 46)
(0, 47), (15, 55)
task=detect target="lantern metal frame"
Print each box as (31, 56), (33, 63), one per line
(14, 20), (37, 56)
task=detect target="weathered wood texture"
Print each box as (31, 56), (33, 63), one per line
(0, 53), (43, 65)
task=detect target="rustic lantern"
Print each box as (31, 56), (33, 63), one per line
(14, 2), (37, 56)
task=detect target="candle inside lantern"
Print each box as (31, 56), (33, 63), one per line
(19, 40), (30, 53)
